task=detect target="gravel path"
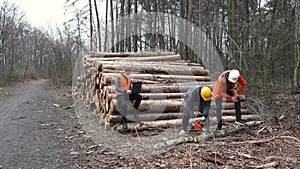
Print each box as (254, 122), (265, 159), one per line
(0, 80), (71, 169)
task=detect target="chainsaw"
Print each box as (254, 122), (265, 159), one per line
(190, 116), (206, 131)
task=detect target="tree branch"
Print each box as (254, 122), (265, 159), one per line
(154, 121), (262, 150)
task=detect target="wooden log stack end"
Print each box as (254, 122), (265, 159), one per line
(74, 52), (255, 132)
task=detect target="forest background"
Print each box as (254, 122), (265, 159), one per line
(0, 0), (299, 95)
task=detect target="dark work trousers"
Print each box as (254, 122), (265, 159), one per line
(117, 93), (142, 123)
(129, 93), (142, 110)
(216, 90), (241, 129)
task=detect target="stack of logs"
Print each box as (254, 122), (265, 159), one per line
(73, 52), (259, 131)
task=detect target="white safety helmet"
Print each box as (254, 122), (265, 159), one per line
(228, 69), (240, 83)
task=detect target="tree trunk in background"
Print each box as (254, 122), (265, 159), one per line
(94, 0), (101, 52)
(126, 0), (132, 52)
(120, 0), (125, 52)
(133, 0), (138, 52)
(89, 0), (93, 51)
(1, 0), (299, 91)
(178, 0), (187, 60)
(198, 0), (203, 64)
(294, 0), (300, 89)
(187, 0), (193, 62)
(110, 0), (115, 52)
(104, 0), (109, 51)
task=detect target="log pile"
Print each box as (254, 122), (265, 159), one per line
(73, 52), (259, 131)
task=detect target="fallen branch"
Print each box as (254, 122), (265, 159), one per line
(154, 121), (262, 150)
(246, 161), (279, 169)
(279, 135), (300, 143)
(229, 138), (275, 145)
(263, 156), (297, 163)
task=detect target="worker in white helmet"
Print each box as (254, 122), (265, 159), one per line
(213, 69), (247, 130)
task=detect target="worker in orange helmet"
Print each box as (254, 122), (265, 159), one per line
(179, 85), (212, 134)
(213, 69), (247, 130)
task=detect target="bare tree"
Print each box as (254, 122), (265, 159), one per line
(94, 0), (101, 52)
(89, 0), (93, 51)
(294, 0), (300, 89)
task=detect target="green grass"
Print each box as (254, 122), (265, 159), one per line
(0, 87), (9, 96)
(43, 82), (68, 98)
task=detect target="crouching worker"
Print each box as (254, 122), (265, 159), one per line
(179, 85), (212, 134)
(213, 69), (247, 131)
(115, 66), (142, 129)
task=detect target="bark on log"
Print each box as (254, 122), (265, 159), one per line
(108, 98), (245, 114)
(95, 61), (203, 71)
(153, 121), (262, 150)
(102, 73), (210, 85)
(108, 99), (184, 114)
(88, 51), (177, 58)
(104, 82), (215, 94)
(106, 93), (185, 103)
(86, 55), (181, 62)
(113, 115), (260, 132)
(106, 109), (250, 123)
(102, 65), (209, 76)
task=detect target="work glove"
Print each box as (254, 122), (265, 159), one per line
(231, 96), (239, 103)
(233, 92), (239, 99)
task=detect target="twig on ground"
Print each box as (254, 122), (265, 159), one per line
(256, 126), (266, 134)
(237, 152), (262, 161)
(263, 156), (298, 163)
(246, 161), (279, 169)
(134, 125), (141, 143)
(279, 135), (300, 143)
(229, 137), (275, 145)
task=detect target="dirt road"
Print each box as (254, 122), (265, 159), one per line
(0, 80), (74, 168)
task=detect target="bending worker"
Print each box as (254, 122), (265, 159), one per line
(115, 66), (142, 129)
(180, 85), (212, 134)
(213, 69), (247, 130)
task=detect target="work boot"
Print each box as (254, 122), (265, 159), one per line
(217, 119), (222, 130)
(122, 121), (128, 129)
(235, 119), (245, 126)
(122, 116), (128, 129)
(179, 129), (187, 135)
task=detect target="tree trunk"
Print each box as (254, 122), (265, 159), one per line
(110, 0), (115, 52)
(113, 117), (261, 133)
(294, 0), (300, 89)
(153, 121), (262, 150)
(133, 0), (138, 52)
(101, 64), (209, 76)
(108, 98), (243, 114)
(104, 0), (109, 51)
(89, 0), (93, 51)
(102, 73), (210, 85)
(126, 0), (132, 52)
(105, 109), (250, 123)
(104, 81), (215, 93)
(93, 0), (101, 51)
(87, 54), (181, 61)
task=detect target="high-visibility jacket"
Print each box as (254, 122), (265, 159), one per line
(115, 73), (131, 96)
(213, 70), (246, 100)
